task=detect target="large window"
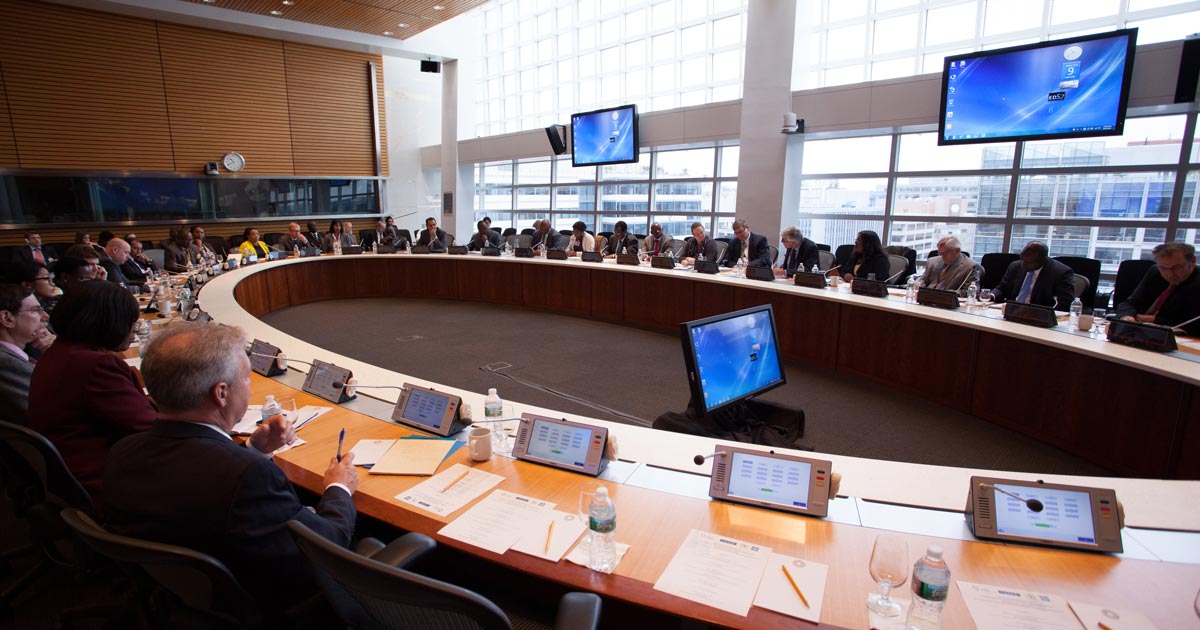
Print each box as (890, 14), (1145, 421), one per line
(792, 110), (1200, 289)
(472, 144), (738, 237)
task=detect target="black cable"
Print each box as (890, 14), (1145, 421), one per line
(479, 363), (652, 427)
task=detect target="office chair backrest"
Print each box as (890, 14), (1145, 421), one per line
(768, 245), (779, 265)
(203, 236), (229, 256)
(0, 419), (91, 514)
(228, 235), (246, 250)
(833, 244), (854, 268)
(1053, 256), (1102, 308)
(444, 233), (455, 247)
(1071, 274), (1090, 303)
(817, 250), (835, 271)
(143, 248), (166, 272)
(288, 520), (511, 630)
(60, 507), (261, 629)
(1111, 258), (1155, 308)
(668, 239), (686, 258)
(886, 255), (909, 284)
(712, 240), (729, 262)
(398, 229), (414, 244)
(816, 243), (831, 252)
(520, 228), (535, 235)
(979, 252), (1019, 290)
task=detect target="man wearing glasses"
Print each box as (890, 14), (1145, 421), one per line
(0, 284), (51, 424)
(1116, 242), (1200, 336)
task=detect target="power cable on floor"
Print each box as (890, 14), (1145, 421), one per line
(479, 362), (653, 427)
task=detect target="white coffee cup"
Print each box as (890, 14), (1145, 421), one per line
(157, 299), (173, 314)
(468, 426), (492, 462)
(1077, 314), (1093, 332)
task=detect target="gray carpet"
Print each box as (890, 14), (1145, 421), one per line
(263, 298), (1115, 477)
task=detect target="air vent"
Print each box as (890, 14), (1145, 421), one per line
(978, 496), (992, 520)
(714, 461), (727, 481)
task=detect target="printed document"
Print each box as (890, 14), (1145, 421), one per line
(438, 490), (555, 554)
(397, 464), (504, 517)
(654, 529), (773, 616)
(957, 581), (1079, 630)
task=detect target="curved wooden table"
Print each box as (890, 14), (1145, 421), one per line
(196, 253), (1200, 629)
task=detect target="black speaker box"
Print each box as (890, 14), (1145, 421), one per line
(545, 125), (567, 155)
(421, 60), (441, 73)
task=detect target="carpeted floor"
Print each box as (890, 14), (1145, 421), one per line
(263, 297), (1115, 477)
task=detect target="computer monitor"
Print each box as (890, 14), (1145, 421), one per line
(938, 28), (1137, 145)
(571, 104), (639, 166)
(680, 305), (786, 414)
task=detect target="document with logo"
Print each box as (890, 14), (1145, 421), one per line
(510, 510), (587, 562)
(396, 464), (504, 517)
(1069, 601), (1158, 630)
(438, 490), (555, 554)
(957, 581), (1079, 630)
(654, 529), (772, 616)
(752, 553), (827, 623)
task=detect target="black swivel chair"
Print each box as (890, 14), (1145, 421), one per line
(288, 520), (602, 630)
(1053, 255), (1102, 308)
(261, 232), (285, 248)
(501, 228), (517, 237)
(204, 235), (229, 257)
(397, 229), (413, 246)
(833, 244), (855, 269)
(768, 245), (779, 265)
(228, 234), (246, 250)
(520, 228), (536, 236)
(979, 252), (1019, 290)
(1111, 258), (1156, 310)
(816, 243), (831, 252)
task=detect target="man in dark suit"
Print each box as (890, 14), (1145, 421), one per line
(104, 324), (359, 612)
(993, 241), (1075, 311)
(304, 221), (323, 247)
(680, 222), (719, 265)
(416, 216), (448, 251)
(11, 231), (53, 267)
(1115, 242), (1200, 335)
(99, 238), (140, 289)
(362, 220), (398, 251)
(774, 226), (820, 278)
(602, 221), (638, 256)
(468, 220), (502, 251)
(641, 222), (673, 256)
(529, 219), (561, 252)
(0, 284), (49, 425)
(720, 218), (772, 268)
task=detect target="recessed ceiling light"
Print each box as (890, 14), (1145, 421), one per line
(398, 23), (409, 27)
(201, 0), (215, 3)
(383, 31), (393, 35)
(270, 9), (282, 15)
(281, 0), (293, 5)
(433, 5), (445, 9)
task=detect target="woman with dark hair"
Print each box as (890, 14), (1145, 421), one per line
(28, 281), (156, 510)
(322, 220), (353, 252)
(830, 230), (891, 283)
(74, 231), (91, 245)
(238, 227), (271, 258)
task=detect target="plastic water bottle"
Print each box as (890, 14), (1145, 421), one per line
(905, 544), (950, 630)
(811, 264), (819, 275)
(333, 239), (342, 256)
(587, 486), (617, 573)
(484, 388), (505, 453)
(1069, 296), (1083, 328)
(906, 276), (918, 303)
(261, 395), (281, 423)
(966, 281), (978, 307)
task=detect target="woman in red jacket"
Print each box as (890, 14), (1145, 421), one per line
(28, 280), (155, 511)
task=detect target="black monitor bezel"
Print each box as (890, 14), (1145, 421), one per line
(571, 104), (640, 167)
(679, 304), (787, 414)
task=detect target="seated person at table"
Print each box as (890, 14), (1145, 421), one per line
(63, 245), (108, 281)
(189, 226), (217, 262)
(99, 238), (139, 288)
(828, 230), (891, 283)
(28, 281), (155, 509)
(602, 221), (639, 257)
(468, 220), (501, 251)
(121, 239), (155, 283)
(1115, 242), (1200, 335)
(775, 226), (820, 278)
(481, 216), (502, 240)
(363, 220), (397, 251)
(641, 222), (673, 257)
(239, 227), (272, 259)
(12, 231), (52, 266)
(343, 222), (357, 245)
(304, 221), (323, 247)
(9, 261), (57, 310)
(283, 222), (311, 252)
(321, 220), (355, 253)
(530, 219), (561, 252)
(74, 231), (105, 258)
(566, 221), (595, 256)
(104, 323), (359, 612)
(0, 284), (50, 425)
(416, 217), (449, 251)
(680, 222), (719, 265)
(51, 257), (97, 293)
(992, 241), (1075, 311)
(919, 236), (981, 295)
(720, 218), (772, 268)
(162, 228), (190, 272)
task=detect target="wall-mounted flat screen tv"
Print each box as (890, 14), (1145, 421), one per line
(571, 104), (639, 166)
(938, 29), (1137, 146)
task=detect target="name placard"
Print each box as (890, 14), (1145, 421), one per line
(1003, 302), (1058, 328)
(917, 287), (960, 309)
(546, 249), (568, 260)
(851, 278), (887, 298)
(580, 251), (603, 263)
(248, 339), (285, 377)
(651, 256), (675, 269)
(616, 253), (640, 266)
(745, 266), (775, 282)
(793, 272), (827, 289)
(447, 245), (468, 255)
(1105, 319), (1178, 353)
(695, 260), (720, 274)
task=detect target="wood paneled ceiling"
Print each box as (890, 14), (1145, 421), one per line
(180, 0), (487, 40)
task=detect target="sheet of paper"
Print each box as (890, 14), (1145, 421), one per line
(653, 529), (773, 617)
(437, 490), (555, 554)
(1069, 600), (1159, 630)
(273, 437), (306, 456)
(292, 405), (333, 429)
(868, 599), (910, 630)
(348, 439), (396, 467)
(396, 464), (504, 517)
(752, 553), (828, 623)
(369, 438), (456, 476)
(510, 510), (587, 562)
(958, 581), (1080, 630)
(125, 357), (142, 369)
(564, 540), (631, 568)
(230, 406), (264, 436)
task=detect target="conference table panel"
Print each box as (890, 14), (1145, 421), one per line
(231, 268), (271, 317)
(522, 264), (591, 316)
(691, 281), (735, 320)
(1169, 386), (1200, 479)
(387, 257), (460, 300)
(733, 288), (840, 367)
(621, 273), (694, 331)
(970, 334), (1180, 478)
(454, 259), (524, 305)
(284, 258), (364, 305)
(589, 267), (624, 322)
(835, 306), (976, 412)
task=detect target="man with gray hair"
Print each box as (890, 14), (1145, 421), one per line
(918, 235), (982, 295)
(104, 323), (359, 612)
(774, 226), (820, 278)
(1116, 242), (1200, 335)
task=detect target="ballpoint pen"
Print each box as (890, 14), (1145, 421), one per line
(336, 428), (345, 462)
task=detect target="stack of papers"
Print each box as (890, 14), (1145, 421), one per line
(397, 464), (504, 516)
(369, 437), (458, 476)
(438, 490), (555, 554)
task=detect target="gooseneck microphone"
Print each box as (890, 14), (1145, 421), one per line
(247, 351), (314, 368)
(330, 382), (401, 390)
(979, 483), (1044, 512)
(693, 451), (729, 465)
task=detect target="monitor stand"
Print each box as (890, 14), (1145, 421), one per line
(653, 397), (807, 449)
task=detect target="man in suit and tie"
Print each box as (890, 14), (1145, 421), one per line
(304, 221), (323, 247)
(918, 236), (982, 295)
(1116, 242), (1200, 335)
(774, 226), (820, 278)
(602, 221), (639, 257)
(468, 220), (502, 251)
(680, 222), (719, 266)
(363, 220), (398, 251)
(417, 217), (448, 251)
(993, 241), (1075, 311)
(12, 232), (53, 266)
(641, 222), (673, 257)
(104, 323), (359, 614)
(720, 218), (772, 268)
(530, 219), (560, 252)
(99, 238), (140, 289)
(0, 284), (50, 425)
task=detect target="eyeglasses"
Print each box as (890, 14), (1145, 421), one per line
(33, 275), (51, 282)
(17, 305), (46, 315)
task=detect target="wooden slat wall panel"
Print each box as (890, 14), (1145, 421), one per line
(284, 42), (386, 177)
(0, 0), (174, 170)
(158, 23), (294, 176)
(178, 0), (488, 41)
(0, 69), (18, 167)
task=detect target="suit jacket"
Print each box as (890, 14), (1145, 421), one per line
(468, 230), (502, 250)
(305, 231), (324, 246)
(681, 237), (719, 262)
(320, 232), (356, 253)
(163, 242), (189, 272)
(120, 258), (150, 284)
(720, 233), (772, 268)
(12, 245), (54, 266)
(776, 238), (820, 277)
(603, 233), (639, 256)
(417, 228), (448, 250)
(919, 255), (982, 295)
(104, 420), (356, 609)
(993, 258), (1076, 311)
(99, 259), (136, 288)
(838, 252), (892, 282)
(1115, 266), (1200, 335)
(362, 227), (399, 250)
(0, 344), (35, 425)
(641, 234), (673, 256)
(28, 340), (157, 509)
(530, 230), (561, 251)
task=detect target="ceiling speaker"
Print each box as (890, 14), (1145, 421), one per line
(421, 60), (441, 73)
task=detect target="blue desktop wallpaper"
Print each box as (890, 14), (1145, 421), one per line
(689, 310), (783, 411)
(941, 33), (1132, 142)
(573, 107), (637, 165)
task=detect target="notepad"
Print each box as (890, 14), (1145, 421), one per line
(369, 438), (456, 476)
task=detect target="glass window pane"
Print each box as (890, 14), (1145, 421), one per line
(1051, 0), (1118, 24)
(653, 32), (675, 61)
(1192, 121), (1200, 163)
(654, 182), (712, 213)
(601, 153), (651, 180)
(1181, 170), (1199, 220)
(826, 23), (866, 62)
(651, 1), (675, 30)
(94, 178), (201, 221)
(681, 24), (706, 55)
(552, 212), (593, 232)
(655, 148), (715, 178)
(871, 58), (916, 81)
(554, 185), (597, 213)
(717, 181), (737, 213)
(475, 211), (513, 232)
(720, 146), (740, 177)
(893, 175), (1011, 217)
(983, 0), (1043, 36)
(712, 14), (741, 47)
(477, 186), (513, 213)
(926, 2), (978, 47)
(599, 183), (649, 215)
(650, 214), (711, 238)
(890, 221), (1005, 258)
(712, 50), (741, 81)
(801, 136), (892, 174)
(515, 186), (551, 211)
(798, 177), (889, 215)
(1021, 116), (1187, 168)
(1015, 172), (1174, 220)
(898, 132), (1015, 170)
(796, 218), (886, 249)
(828, 0), (867, 22)
(1127, 10), (1200, 45)
(1176, 226), (1200, 248)
(482, 161), (515, 186)
(873, 12), (918, 55)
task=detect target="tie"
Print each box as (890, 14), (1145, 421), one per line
(653, 238), (661, 255)
(784, 248), (794, 272)
(1015, 271), (1035, 303)
(1147, 283), (1176, 316)
(33, 248), (44, 264)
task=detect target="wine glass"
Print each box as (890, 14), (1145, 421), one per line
(866, 534), (909, 617)
(1092, 308), (1107, 338)
(978, 288), (993, 309)
(577, 482), (603, 553)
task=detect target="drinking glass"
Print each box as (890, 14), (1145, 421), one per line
(276, 395), (297, 423)
(979, 288), (993, 308)
(577, 482), (603, 554)
(866, 534), (909, 617)
(490, 404), (517, 455)
(1092, 308), (1107, 338)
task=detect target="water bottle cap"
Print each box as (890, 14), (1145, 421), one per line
(487, 388), (497, 396)
(595, 486), (609, 498)
(925, 544), (943, 560)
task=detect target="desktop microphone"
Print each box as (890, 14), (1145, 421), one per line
(979, 483), (1044, 512)
(954, 269), (975, 293)
(247, 351), (315, 369)
(884, 266), (906, 284)
(693, 451), (729, 465)
(1168, 312), (1200, 332)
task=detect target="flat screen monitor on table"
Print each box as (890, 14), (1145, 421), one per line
(680, 305), (786, 414)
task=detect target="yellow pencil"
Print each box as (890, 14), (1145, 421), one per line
(781, 564), (809, 607)
(1097, 623), (1114, 630)
(544, 520), (555, 554)
(441, 469), (469, 492)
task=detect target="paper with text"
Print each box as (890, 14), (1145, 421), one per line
(1069, 600), (1159, 630)
(753, 553), (827, 623)
(510, 510), (587, 562)
(653, 529), (773, 616)
(348, 439), (396, 467)
(370, 438), (455, 476)
(396, 464), (504, 517)
(958, 581), (1079, 630)
(438, 490), (556, 554)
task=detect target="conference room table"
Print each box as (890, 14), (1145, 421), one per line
(184, 251), (1200, 629)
